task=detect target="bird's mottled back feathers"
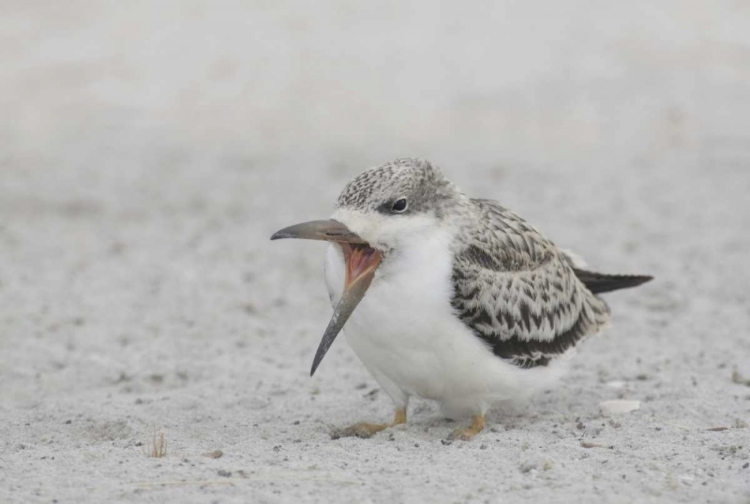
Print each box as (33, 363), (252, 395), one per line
(451, 199), (610, 368)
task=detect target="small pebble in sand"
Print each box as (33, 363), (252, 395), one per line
(731, 370), (750, 387)
(599, 399), (640, 416)
(203, 450), (223, 459)
(580, 441), (614, 449)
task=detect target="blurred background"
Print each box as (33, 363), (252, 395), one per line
(1, 2), (749, 501)
(3, 1), (748, 195)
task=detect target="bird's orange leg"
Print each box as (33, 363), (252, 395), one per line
(331, 408), (407, 439)
(447, 414), (485, 441)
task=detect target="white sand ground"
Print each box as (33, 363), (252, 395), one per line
(1, 2), (749, 503)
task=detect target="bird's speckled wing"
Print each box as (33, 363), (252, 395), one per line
(450, 199), (610, 368)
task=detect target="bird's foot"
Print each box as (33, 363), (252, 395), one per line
(331, 422), (389, 439)
(447, 414), (485, 441)
(331, 408), (407, 439)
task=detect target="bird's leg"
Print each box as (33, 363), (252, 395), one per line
(331, 408), (407, 439)
(447, 414), (485, 441)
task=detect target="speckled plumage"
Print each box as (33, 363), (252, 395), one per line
(449, 198), (611, 368)
(334, 158), (646, 371)
(336, 158), (459, 218)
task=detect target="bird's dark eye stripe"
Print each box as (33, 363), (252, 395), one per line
(391, 198), (408, 213)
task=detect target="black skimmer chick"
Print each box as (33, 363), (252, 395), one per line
(271, 158), (652, 440)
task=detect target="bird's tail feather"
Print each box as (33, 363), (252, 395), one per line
(573, 269), (653, 294)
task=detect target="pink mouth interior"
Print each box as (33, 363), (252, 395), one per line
(342, 243), (382, 287)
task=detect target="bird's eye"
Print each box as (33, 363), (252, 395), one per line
(391, 198), (408, 213)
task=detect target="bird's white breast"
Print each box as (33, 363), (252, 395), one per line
(323, 227), (563, 417)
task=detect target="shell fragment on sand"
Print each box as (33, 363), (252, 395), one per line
(599, 399), (641, 416)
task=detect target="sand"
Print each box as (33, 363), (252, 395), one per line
(1, 2), (749, 503)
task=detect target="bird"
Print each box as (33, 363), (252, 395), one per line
(271, 158), (652, 440)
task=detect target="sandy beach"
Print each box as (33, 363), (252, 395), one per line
(1, 2), (749, 502)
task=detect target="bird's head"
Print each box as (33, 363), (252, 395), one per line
(271, 158), (462, 375)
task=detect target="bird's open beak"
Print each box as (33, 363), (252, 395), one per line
(271, 220), (382, 376)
